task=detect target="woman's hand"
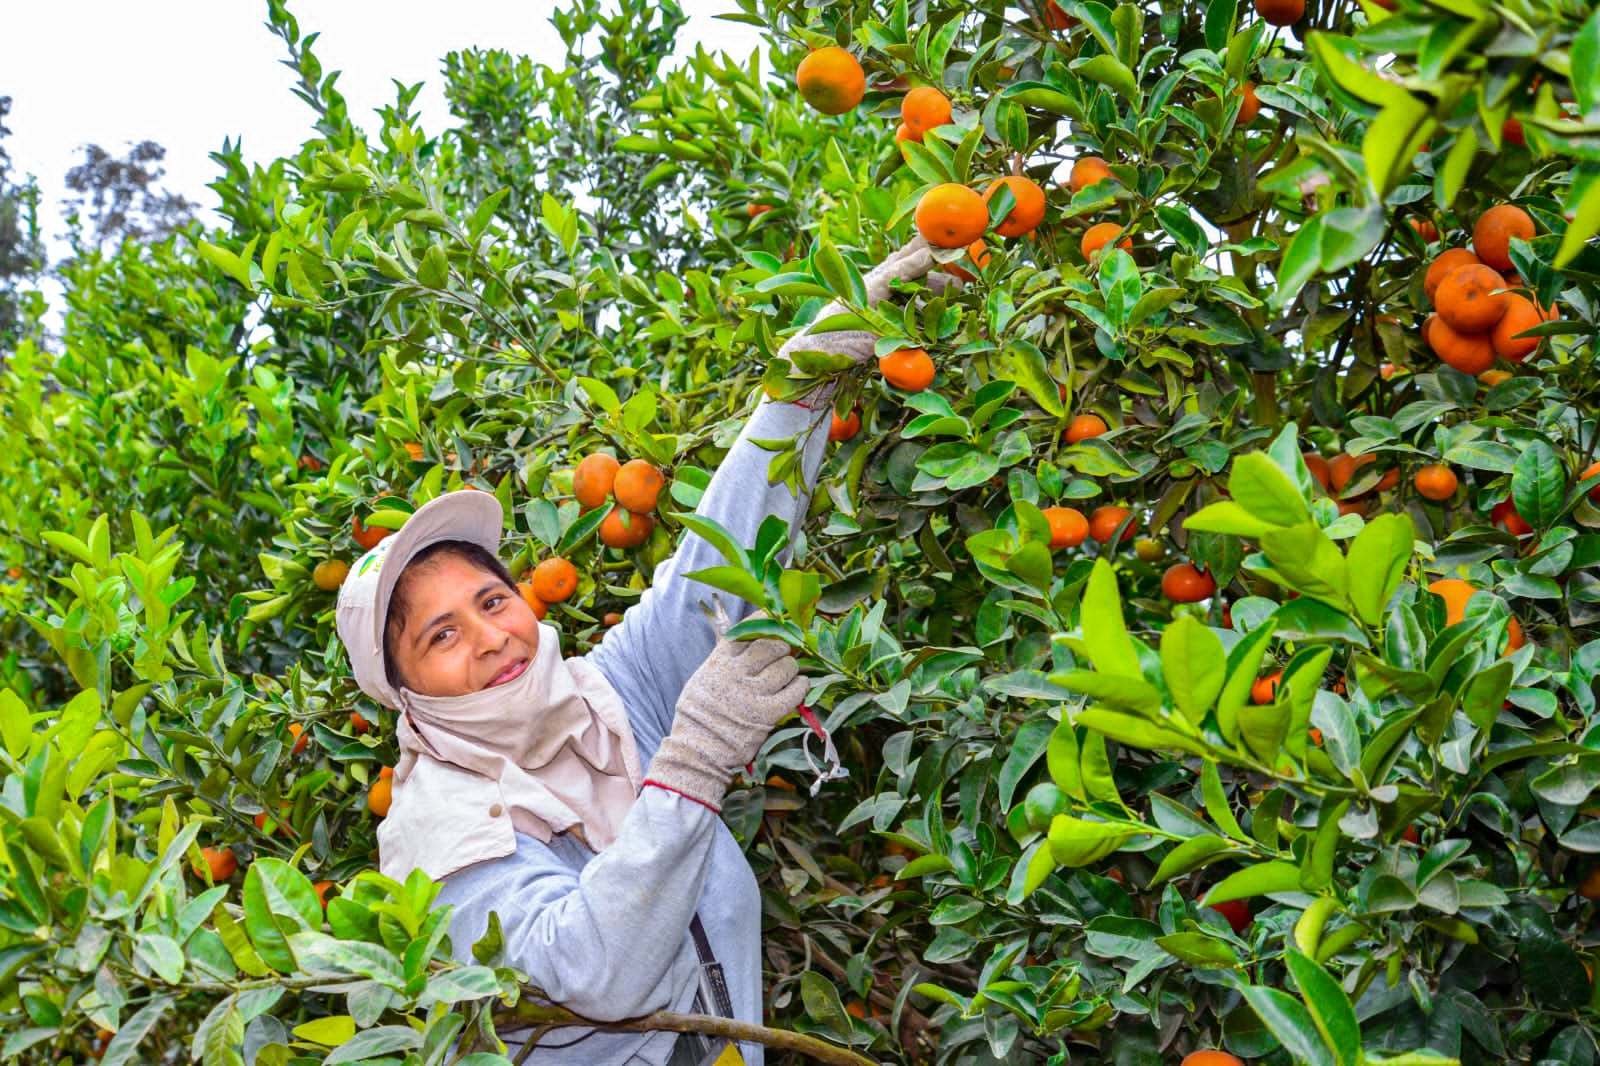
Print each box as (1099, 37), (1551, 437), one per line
(643, 637), (808, 810)
(776, 235), (957, 369)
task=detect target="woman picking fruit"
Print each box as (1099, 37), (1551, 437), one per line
(332, 237), (946, 1065)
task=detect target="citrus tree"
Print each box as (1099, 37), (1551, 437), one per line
(2, 0), (1600, 1062)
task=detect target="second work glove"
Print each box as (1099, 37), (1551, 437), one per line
(645, 637), (809, 810)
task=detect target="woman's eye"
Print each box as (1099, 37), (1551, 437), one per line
(431, 627), (454, 645)
(485, 594), (505, 610)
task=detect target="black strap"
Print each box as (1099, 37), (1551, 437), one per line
(689, 914), (736, 1020)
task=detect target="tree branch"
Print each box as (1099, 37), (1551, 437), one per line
(492, 1002), (879, 1066)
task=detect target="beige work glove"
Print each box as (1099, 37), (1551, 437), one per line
(646, 637), (809, 810)
(776, 236), (958, 374)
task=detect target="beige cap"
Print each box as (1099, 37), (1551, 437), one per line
(334, 491), (505, 708)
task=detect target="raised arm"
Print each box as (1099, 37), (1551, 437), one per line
(588, 238), (950, 737)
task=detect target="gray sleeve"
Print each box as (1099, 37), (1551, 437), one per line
(586, 396), (830, 744)
(434, 786), (719, 1021)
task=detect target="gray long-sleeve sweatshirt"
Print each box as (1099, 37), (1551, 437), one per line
(429, 396), (831, 1064)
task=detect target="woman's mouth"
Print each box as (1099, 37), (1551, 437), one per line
(486, 659), (528, 687)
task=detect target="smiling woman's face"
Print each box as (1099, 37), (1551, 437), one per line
(385, 553), (540, 697)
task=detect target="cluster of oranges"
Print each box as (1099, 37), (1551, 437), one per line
(1421, 204), (1555, 376)
(573, 453), (665, 549)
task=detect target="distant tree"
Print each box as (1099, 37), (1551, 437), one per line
(0, 96), (43, 353)
(62, 139), (197, 251)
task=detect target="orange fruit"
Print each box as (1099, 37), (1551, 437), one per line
(531, 557), (579, 602)
(1308, 727), (1324, 746)
(1472, 204), (1536, 272)
(1161, 563), (1216, 603)
(943, 239), (991, 283)
(983, 176), (1047, 238)
(1181, 1051), (1245, 1066)
(1479, 368), (1513, 387)
(901, 86), (952, 138)
(288, 722), (309, 756)
(1068, 156), (1114, 193)
(403, 442), (425, 461)
(516, 581), (549, 619)
(603, 612), (623, 626)
(1581, 460), (1600, 503)
(1436, 264), (1509, 333)
(1423, 248), (1482, 303)
(1081, 221), (1132, 260)
(1043, 506), (1089, 550)
(1490, 294), (1555, 362)
(1254, 0), (1303, 24)
(598, 506), (654, 549)
(1303, 453), (1332, 490)
(1413, 464), (1458, 501)
(312, 559), (350, 591)
(1337, 498), (1368, 518)
(894, 123), (915, 144)
(351, 514), (392, 551)
(1064, 413), (1108, 443)
(614, 460), (665, 513)
(1491, 498), (1532, 536)
(1328, 452), (1374, 494)
(1135, 538), (1166, 562)
(1039, 0), (1077, 29)
(747, 203), (771, 219)
(368, 767), (394, 818)
(1409, 218), (1438, 243)
(1088, 505), (1135, 544)
(1379, 362), (1398, 379)
(1427, 316), (1497, 375)
(915, 183), (989, 248)
(1208, 898), (1252, 934)
(796, 47), (865, 116)
(350, 710), (371, 734)
(1503, 117), (1526, 147)
(313, 880), (334, 909)
(845, 1001), (868, 1020)
(829, 410), (862, 442)
(1251, 671), (1282, 704)
(1236, 82), (1261, 124)
(195, 846), (238, 882)
(1579, 868), (1600, 900)
(878, 347), (937, 391)
(573, 453), (621, 510)
(1429, 577), (1524, 653)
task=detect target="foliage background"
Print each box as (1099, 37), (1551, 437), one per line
(2, 0), (1600, 1062)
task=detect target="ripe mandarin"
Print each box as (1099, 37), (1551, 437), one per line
(1162, 562), (1216, 603)
(915, 184), (989, 248)
(1089, 505), (1135, 544)
(614, 459), (665, 512)
(1472, 204), (1536, 272)
(1413, 464), (1458, 501)
(599, 506), (654, 549)
(1043, 506), (1089, 550)
(1081, 221), (1132, 260)
(1490, 294), (1555, 362)
(829, 410), (862, 442)
(901, 85), (952, 137)
(1423, 248), (1482, 303)
(516, 580), (549, 619)
(1236, 82), (1261, 124)
(573, 452), (621, 510)
(879, 347), (937, 391)
(1064, 413), (1108, 443)
(1068, 156), (1113, 193)
(983, 176), (1047, 238)
(312, 559), (350, 591)
(1254, 0), (1303, 25)
(530, 557), (579, 602)
(796, 47), (866, 115)
(1435, 264), (1509, 334)
(368, 766), (394, 818)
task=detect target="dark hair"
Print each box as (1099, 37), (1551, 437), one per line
(382, 540), (518, 693)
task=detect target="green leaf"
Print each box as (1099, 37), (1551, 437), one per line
(1260, 522), (1347, 607)
(1071, 54), (1140, 104)
(682, 566), (768, 610)
(322, 1025), (424, 1065)
(1157, 932), (1241, 967)
(998, 719), (1055, 810)
(1075, 708), (1210, 755)
(1236, 696), (1290, 764)
(101, 998), (173, 1066)
(293, 1016), (358, 1046)
(1048, 671), (1164, 714)
(811, 239), (867, 307)
(240, 859), (323, 974)
(1363, 97), (1432, 199)
(1047, 721), (1083, 799)
(1229, 453), (1312, 527)
(1203, 860), (1304, 904)
(1161, 616), (1226, 725)
(1347, 513), (1414, 626)
(798, 970), (853, 1040)
(1185, 501), (1280, 537)
(1079, 559), (1141, 678)
(1204, 0), (1238, 51)
(1047, 814), (1137, 867)
(672, 512), (751, 570)
(1215, 624), (1275, 744)
(1241, 986), (1338, 1066)
(1152, 834), (1238, 884)
(1574, 7), (1600, 114)
(1511, 439), (1564, 530)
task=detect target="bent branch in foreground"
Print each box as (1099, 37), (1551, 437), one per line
(486, 1000), (880, 1065)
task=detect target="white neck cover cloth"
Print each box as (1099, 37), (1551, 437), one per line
(379, 621), (641, 879)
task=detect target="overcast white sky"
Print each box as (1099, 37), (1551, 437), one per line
(2, 0), (764, 259)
